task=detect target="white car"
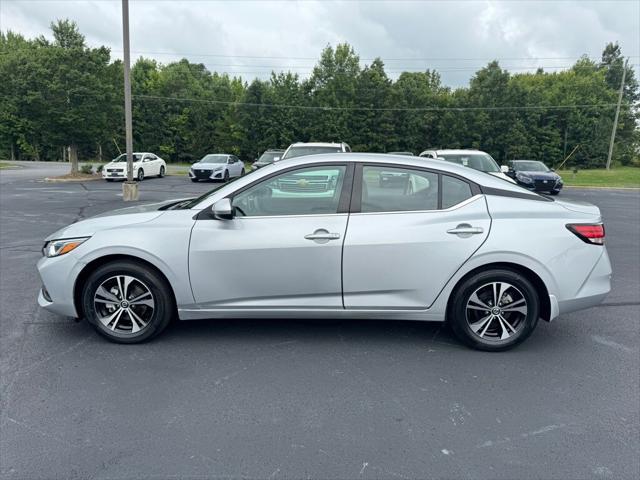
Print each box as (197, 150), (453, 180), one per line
(419, 149), (515, 183)
(102, 153), (166, 181)
(281, 142), (351, 160)
(189, 154), (245, 182)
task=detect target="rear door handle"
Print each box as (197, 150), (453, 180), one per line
(305, 229), (341, 242)
(447, 224), (484, 236)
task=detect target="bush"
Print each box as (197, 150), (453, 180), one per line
(96, 164), (104, 173)
(80, 164), (93, 175)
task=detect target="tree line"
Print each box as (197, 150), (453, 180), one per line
(1, 19), (638, 170)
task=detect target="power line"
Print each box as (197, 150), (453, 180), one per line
(132, 94), (620, 112)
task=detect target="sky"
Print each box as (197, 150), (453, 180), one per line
(1, 0), (639, 87)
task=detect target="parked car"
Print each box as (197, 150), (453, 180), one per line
(503, 160), (563, 195)
(281, 142), (351, 160)
(102, 153), (166, 181)
(419, 149), (514, 183)
(37, 153), (611, 351)
(387, 151), (414, 156)
(189, 154), (245, 182)
(251, 149), (285, 171)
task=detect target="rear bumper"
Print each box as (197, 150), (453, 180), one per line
(557, 248), (612, 315)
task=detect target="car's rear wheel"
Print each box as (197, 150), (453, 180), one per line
(449, 269), (539, 351)
(159, 166), (165, 178)
(81, 261), (174, 343)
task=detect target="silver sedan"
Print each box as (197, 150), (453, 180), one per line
(37, 154), (611, 351)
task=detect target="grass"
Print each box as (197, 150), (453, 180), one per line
(556, 166), (640, 188)
(0, 161), (16, 169)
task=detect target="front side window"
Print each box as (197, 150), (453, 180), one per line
(232, 165), (346, 217)
(362, 166), (438, 212)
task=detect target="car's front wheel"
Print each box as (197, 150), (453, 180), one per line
(449, 269), (539, 351)
(137, 169), (144, 181)
(223, 170), (229, 182)
(81, 260), (175, 343)
(159, 166), (165, 178)
(549, 190), (560, 195)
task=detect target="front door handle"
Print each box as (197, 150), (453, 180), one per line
(447, 224), (484, 236)
(305, 229), (341, 243)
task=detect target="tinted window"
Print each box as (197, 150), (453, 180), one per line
(200, 155), (228, 164)
(512, 161), (549, 172)
(442, 175), (472, 208)
(438, 153), (500, 173)
(232, 166), (346, 217)
(282, 146), (342, 159)
(361, 166), (438, 213)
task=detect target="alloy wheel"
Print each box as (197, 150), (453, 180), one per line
(93, 275), (155, 334)
(465, 282), (528, 341)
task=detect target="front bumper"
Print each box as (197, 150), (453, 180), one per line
(102, 170), (126, 179)
(37, 254), (85, 318)
(189, 169), (224, 180)
(517, 179), (563, 192)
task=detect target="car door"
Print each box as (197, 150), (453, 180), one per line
(149, 154), (161, 175)
(231, 156), (242, 176)
(342, 164), (491, 310)
(142, 154), (157, 175)
(189, 163), (352, 309)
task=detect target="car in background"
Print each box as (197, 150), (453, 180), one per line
(419, 149), (514, 183)
(102, 153), (166, 182)
(281, 142), (351, 160)
(387, 151), (414, 156)
(189, 154), (245, 182)
(251, 149), (284, 171)
(503, 160), (563, 195)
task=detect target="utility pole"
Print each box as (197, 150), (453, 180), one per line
(121, 0), (138, 201)
(606, 57), (628, 171)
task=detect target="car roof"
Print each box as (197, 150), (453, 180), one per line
(431, 149), (487, 155)
(289, 142), (345, 148)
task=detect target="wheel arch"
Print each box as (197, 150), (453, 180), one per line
(73, 254), (177, 319)
(446, 262), (551, 322)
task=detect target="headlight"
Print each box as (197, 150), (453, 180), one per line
(43, 237), (89, 258)
(516, 173), (533, 184)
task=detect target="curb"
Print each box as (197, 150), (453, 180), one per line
(44, 176), (101, 183)
(564, 185), (640, 191)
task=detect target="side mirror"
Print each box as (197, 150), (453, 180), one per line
(273, 156), (280, 161)
(500, 165), (510, 173)
(211, 198), (234, 220)
(550, 168), (555, 172)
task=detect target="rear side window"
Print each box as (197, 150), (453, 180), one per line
(361, 166), (438, 212)
(442, 175), (472, 208)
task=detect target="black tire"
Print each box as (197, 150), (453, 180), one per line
(105, 179), (114, 182)
(448, 269), (540, 351)
(549, 190), (560, 195)
(137, 169), (144, 181)
(81, 260), (175, 344)
(223, 170), (229, 182)
(240, 168), (245, 176)
(190, 178), (198, 183)
(159, 166), (165, 178)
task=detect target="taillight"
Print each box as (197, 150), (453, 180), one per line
(566, 224), (605, 245)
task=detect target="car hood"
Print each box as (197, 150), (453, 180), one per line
(44, 198), (186, 241)
(192, 162), (226, 169)
(516, 171), (560, 180)
(104, 161), (141, 169)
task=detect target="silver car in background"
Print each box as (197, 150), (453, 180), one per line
(37, 154), (611, 351)
(419, 149), (515, 183)
(189, 154), (245, 182)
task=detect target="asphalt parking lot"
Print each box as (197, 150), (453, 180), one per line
(1, 162), (639, 480)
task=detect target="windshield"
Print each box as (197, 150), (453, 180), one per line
(438, 153), (500, 173)
(513, 161), (550, 172)
(113, 154), (143, 162)
(199, 154), (228, 164)
(282, 146), (342, 159)
(257, 151), (282, 164)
